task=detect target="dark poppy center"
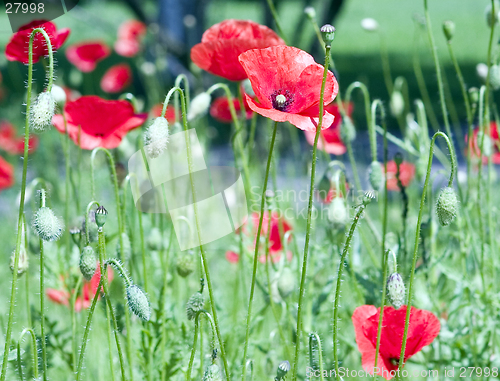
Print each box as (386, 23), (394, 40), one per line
(270, 90), (294, 112)
(390, 358), (400, 366)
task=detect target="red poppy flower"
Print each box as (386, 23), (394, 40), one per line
(210, 96), (253, 123)
(0, 155), (14, 192)
(100, 63), (133, 93)
(239, 46), (339, 131)
(115, 20), (147, 57)
(466, 122), (500, 164)
(0, 121), (38, 155)
(383, 161), (415, 191)
(352, 305), (440, 380)
(225, 211), (292, 264)
(151, 104), (177, 124)
(46, 265), (114, 312)
(52, 96), (147, 150)
(304, 102), (352, 155)
(5, 20), (70, 64)
(191, 19), (285, 81)
(316, 182), (349, 204)
(66, 41), (111, 72)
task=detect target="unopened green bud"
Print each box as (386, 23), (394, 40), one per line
(126, 284), (151, 321)
(486, 1), (500, 28)
(186, 291), (205, 320)
(95, 206), (108, 228)
(469, 87), (479, 105)
(277, 267), (294, 299)
(80, 246), (97, 281)
(276, 360), (291, 380)
(203, 364), (222, 381)
(368, 161), (383, 190)
(387, 273), (405, 309)
(176, 251), (195, 277)
(442, 20), (455, 42)
(340, 116), (356, 142)
(390, 91), (404, 117)
(10, 245), (29, 277)
(304, 6), (316, 20)
(320, 24), (335, 47)
(144, 117), (169, 159)
(147, 227), (163, 251)
(30, 92), (55, 131)
(33, 207), (64, 242)
(328, 197), (348, 227)
(436, 187), (459, 226)
(490, 65), (500, 90)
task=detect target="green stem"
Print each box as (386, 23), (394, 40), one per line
(264, 0), (288, 44)
(397, 132), (456, 371)
(186, 311), (217, 381)
(309, 333), (325, 381)
(291, 44), (331, 381)
(105, 258), (133, 287)
(373, 250), (390, 381)
(345, 81), (372, 152)
(0, 27), (53, 381)
(17, 328), (38, 381)
(378, 32), (393, 97)
(241, 121), (278, 381)
(174, 74), (191, 122)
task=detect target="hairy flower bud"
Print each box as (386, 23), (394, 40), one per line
(368, 161), (383, 190)
(144, 117), (169, 158)
(126, 284), (151, 321)
(33, 207), (64, 241)
(80, 246), (97, 281)
(95, 206), (108, 228)
(328, 197), (348, 227)
(436, 187), (459, 226)
(387, 272), (405, 309)
(10, 245), (29, 277)
(186, 291), (205, 320)
(390, 91), (404, 117)
(187, 92), (211, 121)
(30, 92), (55, 131)
(442, 20), (455, 42)
(340, 116), (356, 142)
(277, 267), (294, 299)
(51, 85), (67, 107)
(320, 24), (335, 47)
(176, 251), (195, 277)
(468, 87), (479, 105)
(276, 360), (291, 380)
(361, 18), (379, 32)
(203, 364), (222, 381)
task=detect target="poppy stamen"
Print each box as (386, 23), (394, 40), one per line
(271, 90), (294, 112)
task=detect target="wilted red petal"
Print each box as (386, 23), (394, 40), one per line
(66, 41), (110, 72)
(383, 161), (415, 191)
(5, 20), (70, 64)
(100, 63), (133, 93)
(46, 288), (70, 306)
(52, 96), (147, 150)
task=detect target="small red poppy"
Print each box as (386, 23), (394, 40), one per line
(52, 96), (147, 150)
(100, 63), (133, 93)
(191, 19), (285, 81)
(239, 45), (339, 131)
(66, 41), (111, 72)
(383, 161), (415, 191)
(0, 121), (38, 155)
(0, 155), (14, 192)
(5, 20), (70, 64)
(304, 102), (352, 155)
(467, 122), (500, 164)
(115, 20), (147, 57)
(151, 104), (177, 124)
(46, 265), (114, 312)
(210, 96), (253, 123)
(352, 305), (440, 380)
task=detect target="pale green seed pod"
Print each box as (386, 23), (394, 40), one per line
(276, 360), (291, 380)
(126, 284), (151, 321)
(10, 245), (29, 277)
(387, 272), (405, 309)
(340, 116), (356, 142)
(442, 20), (455, 42)
(186, 292), (205, 320)
(368, 161), (383, 190)
(79, 246), (97, 281)
(490, 65), (500, 91)
(144, 117), (169, 159)
(30, 92), (55, 131)
(486, 0), (500, 28)
(176, 251), (195, 278)
(277, 267), (294, 299)
(436, 187), (459, 226)
(33, 207), (64, 242)
(320, 24), (335, 47)
(95, 206), (108, 228)
(304, 6), (316, 20)
(202, 364), (222, 381)
(187, 92), (211, 121)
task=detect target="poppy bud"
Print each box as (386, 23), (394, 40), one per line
(144, 117), (169, 159)
(202, 364), (222, 381)
(186, 291), (205, 320)
(328, 197), (348, 227)
(442, 20), (455, 42)
(242, 79), (255, 97)
(33, 207), (64, 242)
(51, 85), (67, 107)
(176, 251), (195, 277)
(80, 246), (97, 281)
(340, 116), (356, 142)
(368, 161), (383, 190)
(486, 1), (500, 28)
(116, 233), (132, 261)
(147, 227), (163, 251)
(476, 63), (488, 83)
(320, 24), (336, 47)
(390, 91), (404, 117)
(469, 87), (479, 105)
(436, 187), (459, 226)
(361, 18), (379, 32)
(387, 272), (405, 309)
(490, 65), (500, 90)
(304, 6), (316, 20)
(277, 267), (294, 299)
(70, 227), (81, 246)
(10, 245), (29, 277)
(187, 92), (211, 121)
(30, 92), (56, 131)
(95, 206), (108, 228)
(276, 360), (291, 380)
(477, 130), (493, 157)
(126, 284), (151, 321)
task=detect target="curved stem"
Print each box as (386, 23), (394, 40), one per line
(309, 333), (325, 381)
(370, 100), (386, 162)
(186, 310), (217, 381)
(17, 328), (38, 381)
(0, 27), (54, 381)
(85, 201), (100, 244)
(345, 82), (372, 144)
(373, 250), (390, 381)
(292, 45), (331, 380)
(105, 258), (133, 287)
(397, 132), (456, 371)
